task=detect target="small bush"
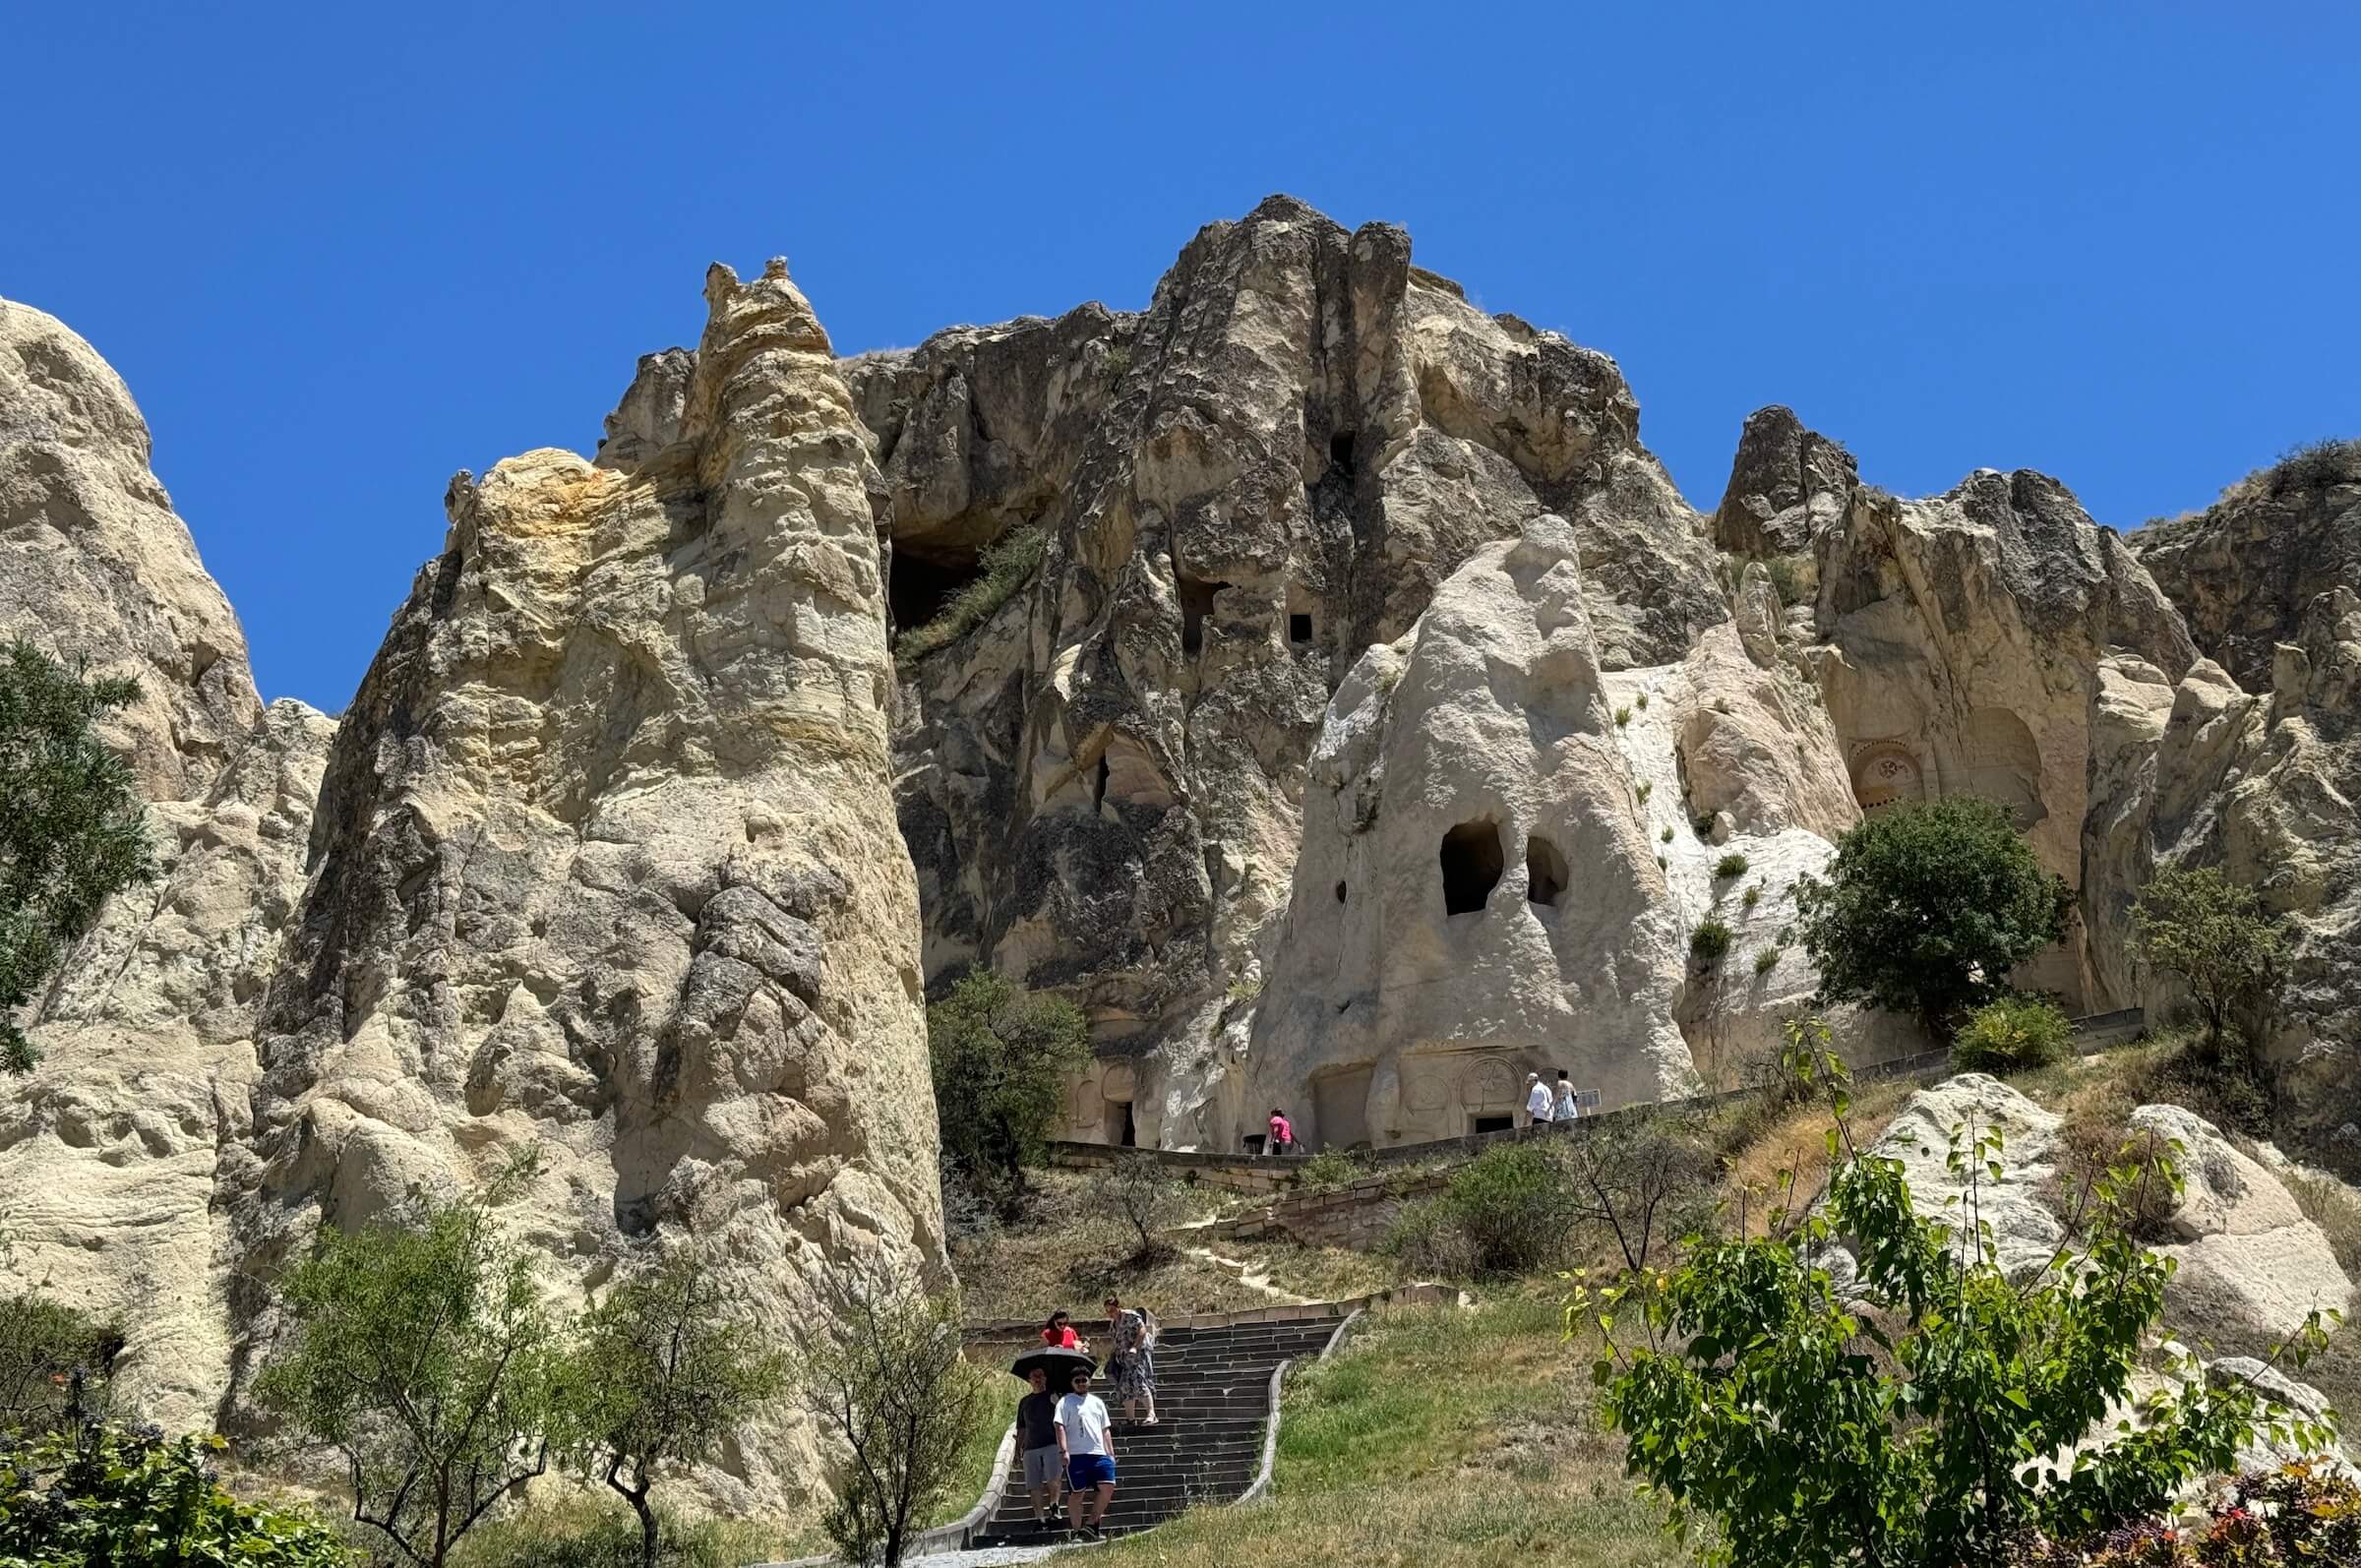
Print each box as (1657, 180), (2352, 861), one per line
(1657, 855), (1667, 871)
(1764, 554), (1814, 608)
(1660, 824), (1674, 843)
(1754, 948), (1780, 976)
(1614, 705), (1632, 727)
(1714, 853), (1748, 879)
(1694, 815), (1717, 840)
(1741, 884), (1761, 909)
(1636, 781), (1653, 804)
(0, 1293), (121, 1432)
(1437, 1144), (1573, 1277)
(2265, 437), (2361, 498)
(1951, 993), (2073, 1074)
(1384, 1196), (1480, 1278)
(1299, 1149), (1364, 1191)
(1691, 920), (1732, 968)
(454, 1499), (781, 1568)
(0, 1424), (347, 1567)
(1637, 693), (1650, 711)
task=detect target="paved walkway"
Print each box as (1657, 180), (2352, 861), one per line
(899, 1544), (1063, 1566)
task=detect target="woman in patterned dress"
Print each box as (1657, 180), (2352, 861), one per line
(1104, 1295), (1158, 1424)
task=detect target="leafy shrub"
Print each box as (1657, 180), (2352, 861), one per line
(2132, 867), (2286, 1059)
(1660, 824), (1673, 844)
(2264, 437), (2361, 498)
(1574, 1030), (2339, 1568)
(1387, 1144), (1571, 1278)
(1085, 1153), (1195, 1261)
(1690, 920), (1732, 968)
(893, 526), (1046, 664)
(1754, 948), (1780, 976)
(1714, 853), (1748, 878)
(0, 1423), (348, 1566)
(2048, 1460), (2361, 1566)
(1614, 705), (1632, 727)
(1764, 553), (1814, 608)
(1298, 1149), (1364, 1191)
(1636, 692), (1649, 711)
(1741, 885), (1760, 909)
(1637, 780), (1653, 804)
(1694, 815), (1717, 839)
(927, 971), (1090, 1220)
(1951, 993), (2074, 1074)
(1797, 796), (2068, 1038)
(0, 1293), (119, 1432)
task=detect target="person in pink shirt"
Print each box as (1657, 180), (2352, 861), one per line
(1267, 1109), (1295, 1156)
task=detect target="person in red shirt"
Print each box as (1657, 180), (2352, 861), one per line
(1268, 1109), (1295, 1156)
(1041, 1309), (1088, 1352)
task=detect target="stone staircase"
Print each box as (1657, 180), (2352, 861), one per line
(966, 1313), (1348, 1545)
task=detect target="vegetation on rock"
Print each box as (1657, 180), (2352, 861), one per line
(1952, 993), (2074, 1074)
(927, 970), (1091, 1222)
(892, 526), (1045, 664)
(1796, 797), (2068, 1039)
(0, 639), (156, 1073)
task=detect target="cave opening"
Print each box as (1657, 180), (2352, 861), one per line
(1180, 573), (1226, 656)
(1290, 612), (1314, 646)
(1439, 819), (1505, 916)
(1527, 835), (1568, 908)
(888, 546), (979, 636)
(1471, 1115), (1514, 1135)
(1334, 879), (1348, 903)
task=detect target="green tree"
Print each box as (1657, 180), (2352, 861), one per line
(556, 1249), (792, 1568)
(0, 1423), (350, 1566)
(1085, 1152), (1194, 1262)
(926, 971), (1090, 1221)
(0, 639), (156, 1073)
(0, 1291), (120, 1433)
(800, 1271), (986, 1567)
(256, 1151), (562, 1568)
(1795, 796), (2068, 1040)
(1571, 1019), (2338, 1568)
(2133, 865), (2288, 1059)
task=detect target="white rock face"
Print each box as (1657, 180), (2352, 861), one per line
(2129, 1103), (2353, 1341)
(1867, 1073), (2068, 1281)
(212, 260), (942, 1510)
(0, 298), (263, 801)
(0, 699), (333, 1432)
(1240, 516), (1696, 1146)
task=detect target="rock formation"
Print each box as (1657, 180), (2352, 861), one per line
(0, 299), (262, 799)
(1711, 403), (1856, 559)
(856, 196), (1725, 1149)
(2, 270), (941, 1511)
(1241, 517), (1697, 1147)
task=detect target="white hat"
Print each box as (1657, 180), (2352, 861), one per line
(1526, 1071), (1541, 1081)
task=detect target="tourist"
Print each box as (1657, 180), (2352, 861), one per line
(1553, 1069), (1579, 1124)
(1058, 1365), (1119, 1538)
(1042, 1309), (1087, 1352)
(1268, 1108), (1295, 1156)
(1104, 1294), (1159, 1424)
(1525, 1071), (1554, 1126)
(1017, 1365), (1064, 1528)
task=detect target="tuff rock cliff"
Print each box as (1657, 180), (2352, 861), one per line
(0, 270), (943, 1510)
(5, 198), (2360, 1486)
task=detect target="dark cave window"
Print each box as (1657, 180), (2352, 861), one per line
(1334, 880), (1348, 903)
(1329, 430), (1356, 470)
(1439, 820), (1505, 916)
(1471, 1115), (1514, 1135)
(1094, 754), (1111, 810)
(888, 547), (979, 635)
(1289, 612), (1314, 646)
(1527, 835), (1568, 908)
(1180, 573), (1226, 656)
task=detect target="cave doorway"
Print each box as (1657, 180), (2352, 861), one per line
(1179, 574), (1226, 656)
(1106, 1099), (1136, 1148)
(888, 547), (980, 637)
(1470, 1115), (1514, 1135)
(1527, 835), (1568, 907)
(1439, 820), (1505, 916)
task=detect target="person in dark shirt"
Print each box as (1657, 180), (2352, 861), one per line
(1016, 1366), (1063, 1527)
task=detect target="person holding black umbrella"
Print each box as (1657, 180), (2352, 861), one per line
(1016, 1364), (1063, 1528)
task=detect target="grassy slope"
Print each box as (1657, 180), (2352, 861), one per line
(1099, 1293), (1685, 1568)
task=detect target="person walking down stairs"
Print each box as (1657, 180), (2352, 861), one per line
(1015, 1366), (1064, 1529)
(1105, 1295), (1159, 1424)
(1058, 1366), (1119, 1539)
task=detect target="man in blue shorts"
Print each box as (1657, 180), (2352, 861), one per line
(1057, 1365), (1118, 1538)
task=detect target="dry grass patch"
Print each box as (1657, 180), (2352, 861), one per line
(1718, 1073), (1915, 1236)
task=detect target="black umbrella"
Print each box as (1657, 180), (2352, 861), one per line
(1009, 1345), (1096, 1384)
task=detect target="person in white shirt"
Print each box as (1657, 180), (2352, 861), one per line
(1525, 1072), (1553, 1126)
(1057, 1367), (1118, 1538)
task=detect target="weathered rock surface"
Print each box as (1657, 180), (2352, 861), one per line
(214, 260), (941, 1509)
(1240, 516), (1697, 1147)
(1711, 403), (1856, 559)
(0, 298), (262, 799)
(2132, 442), (2361, 693)
(1808, 467), (2197, 1009)
(0, 699), (333, 1432)
(1868, 1073), (2069, 1280)
(857, 197), (1726, 1149)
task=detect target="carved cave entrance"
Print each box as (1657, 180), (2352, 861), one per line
(1180, 573), (1227, 656)
(1526, 835), (1567, 907)
(1440, 819), (1505, 916)
(888, 545), (982, 635)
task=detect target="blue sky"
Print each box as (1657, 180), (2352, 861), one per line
(8, 3), (2356, 709)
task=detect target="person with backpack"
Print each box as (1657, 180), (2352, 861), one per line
(1104, 1294), (1159, 1424)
